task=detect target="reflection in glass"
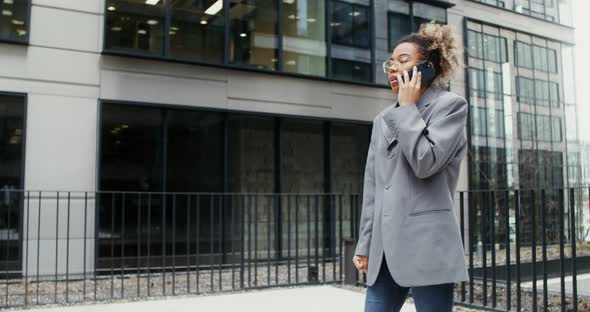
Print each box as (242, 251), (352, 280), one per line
(166, 110), (224, 192)
(0, 95), (24, 272)
(282, 118), (324, 193)
(388, 13), (410, 52)
(169, 0), (225, 63)
(229, 0), (278, 70)
(283, 0), (326, 76)
(330, 1), (369, 48)
(228, 115), (275, 193)
(332, 58), (371, 83)
(105, 0), (165, 55)
(0, 0), (28, 41)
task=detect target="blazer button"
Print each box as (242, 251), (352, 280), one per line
(387, 153), (395, 159)
(385, 184), (391, 190)
(422, 129), (429, 135)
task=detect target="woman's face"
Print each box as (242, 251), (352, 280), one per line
(387, 42), (424, 94)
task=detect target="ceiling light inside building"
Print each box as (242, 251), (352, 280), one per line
(169, 30), (176, 35)
(283, 0), (295, 4)
(204, 0), (222, 15)
(11, 19), (24, 25)
(147, 19), (158, 25)
(286, 60), (296, 66)
(111, 26), (122, 31)
(145, 0), (160, 5)
(330, 22), (341, 27)
(240, 33), (247, 37)
(170, 26), (179, 31)
(108, 6), (116, 11)
(2, 10), (13, 16)
(307, 18), (316, 23)
(137, 29), (147, 35)
(4, 0), (14, 4)
(349, 11), (360, 17)
(200, 20), (208, 25)
(16, 29), (26, 36)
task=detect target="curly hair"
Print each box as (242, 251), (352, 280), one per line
(397, 22), (461, 88)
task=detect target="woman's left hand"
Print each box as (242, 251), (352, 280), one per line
(396, 65), (422, 106)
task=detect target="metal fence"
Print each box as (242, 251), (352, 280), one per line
(0, 187), (589, 311)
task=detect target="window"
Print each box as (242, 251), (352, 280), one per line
(228, 115), (275, 193)
(332, 58), (371, 83)
(388, 12), (411, 52)
(468, 68), (503, 100)
(470, 107), (505, 138)
(483, 34), (507, 63)
(388, 1), (447, 52)
(105, 0), (166, 55)
(330, 1), (369, 49)
(331, 123), (369, 194)
(515, 41), (533, 69)
(230, 0), (277, 70)
(551, 116), (561, 142)
(283, 0), (326, 77)
(281, 118), (324, 193)
(473, 0), (562, 24)
(169, 0), (225, 63)
(0, 93), (24, 273)
(535, 79), (550, 106)
(518, 112), (535, 140)
(99, 102), (371, 268)
(533, 45), (548, 71)
(467, 30), (483, 59)
(549, 82), (559, 107)
(0, 0), (29, 42)
(547, 48), (558, 72)
(517, 76), (535, 104)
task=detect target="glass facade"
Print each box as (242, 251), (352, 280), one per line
(229, 0), (278, 70)
(387, 0), (447, 52)
(99, 102), (370, 268)
(470, 0), (573, 26)
(282, 0), (326, 76)
(0, 0), (29, 42)
(0, 94), (25, 272)
(465, 19), (580, 250)
(169, 0), (225, 63)
(103, 0), (386, 83)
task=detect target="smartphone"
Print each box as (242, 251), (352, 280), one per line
(400, 60), (436, 84)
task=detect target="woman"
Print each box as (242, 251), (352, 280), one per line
(351, 23), (470, 312)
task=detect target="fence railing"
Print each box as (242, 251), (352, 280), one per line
(0, 187), (589, 311)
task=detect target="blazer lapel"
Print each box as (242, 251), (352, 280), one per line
(381, 86), (442, 144)
(381, 116), (397, 146)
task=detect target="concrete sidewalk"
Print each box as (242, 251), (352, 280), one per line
(36, 286), (416, 312)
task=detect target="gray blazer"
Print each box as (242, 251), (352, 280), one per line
(354, 85), (470, 287)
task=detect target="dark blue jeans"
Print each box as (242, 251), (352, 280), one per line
(364, 254), (454, 312)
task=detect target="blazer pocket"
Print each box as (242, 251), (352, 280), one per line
(407, 208), (451, 217)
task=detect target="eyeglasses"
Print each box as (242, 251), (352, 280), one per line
(382, 59), (401, 73)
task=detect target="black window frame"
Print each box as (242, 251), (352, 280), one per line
(330, 0), (370, 49)
(0, 91), (27, 275)
(0, 0), (31, 44)
(467, 0), (565, 26)
(386, 0), (450, 54)
(101, 1), (454, 89)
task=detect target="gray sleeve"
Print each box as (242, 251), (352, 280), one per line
(354, 118), (377, 257)
(382, 96), (468, 179)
